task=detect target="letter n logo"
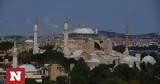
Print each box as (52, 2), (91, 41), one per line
(6, 68), (25, 84)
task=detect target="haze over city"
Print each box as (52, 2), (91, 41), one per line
(0, 0), (160, 36)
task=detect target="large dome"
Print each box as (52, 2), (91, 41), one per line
(142, 55), (156, 64)
(73, 25), (95, 34)
(24, 39), (33, 43)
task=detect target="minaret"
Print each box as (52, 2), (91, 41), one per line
(12, 41), (18, 68)
(63, 17), (69, 56)
(33, 21), (39, 54)
(123, 24), (129, 55)
(95, 27), (99, 34)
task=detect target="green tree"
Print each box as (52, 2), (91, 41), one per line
(56, 76), (68, 84)
(18, 50), (70, 71)
(139, 63), (160, 84)
(4, 54), (12, 62)
(0, 41), (13, 51)
(70, 58), (90, 84)
(128, 79), (140, 84)
(130, 65), (140, 80)
(99, 77), (127, 84)
(26, 78), (38, 84)
(113, 64), (131, 80)
(18, 52), (33, 64)
(152, 63), (160, 80)
(39, 45), (54, 50)
(89, 64), (113, 84)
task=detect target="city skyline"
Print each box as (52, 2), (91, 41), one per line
(0, 0), (160, 36)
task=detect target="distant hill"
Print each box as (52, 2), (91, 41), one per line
(98, 31), (124, 38)
(0, 35), (25, 41)
(1, 32), (159, 39)
(4, 35), (25, 38)
(98, 31), (159, 39)
(129, 33), (158, 39)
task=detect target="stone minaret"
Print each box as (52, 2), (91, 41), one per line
(33, 22), (39, 54)
(63, 17), (69, 56)
(13, 41), (18, 68)
(123, 24), (129, 55)
(95, 27), (99, 34)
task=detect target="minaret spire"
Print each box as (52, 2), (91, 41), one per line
(125, 24), (129, 49)
(63, 17), (70, 56)
(13, 41), (18, 68)
(33, 20), (39, 54)
(95, 26), (99, 34)
(124, 24), (129, 55)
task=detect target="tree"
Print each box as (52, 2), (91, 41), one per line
(152, 63), (160, 80)
(139, 63), (160, 84)
(18, 50), (70, 72)
(56, 76), (68, 84)
(113, 64), (131, 80)
(39, 45), (54, 50)
(70, 58), (90, 84)
(99, 77), (127, 84)
(18, 52), (33, 64)
(130, 64), (140, 80)
(89, 64), (113, 84)
(128, 79), (140, 84)
(4, 54), (12, 62)
(0, 41), (13, 51)
(70, 74), (89, 84)
(26, 78), (38, 84)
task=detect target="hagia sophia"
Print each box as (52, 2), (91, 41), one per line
(19, 18), (157, 69)
(0, 17), (157, 82)
(52, 18), (157, 68)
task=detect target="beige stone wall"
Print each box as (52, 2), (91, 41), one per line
(136, 53), (141, 62)
(50, 64), (60, 81)
(70, 39), (95, 54)
(101, 39), (112, 55)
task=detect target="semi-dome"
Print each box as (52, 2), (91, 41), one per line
(142, 55), (156, 64)
(122, 56), (137, 65)
(19, 64), (38, 72)
(73, 25), (95, 34)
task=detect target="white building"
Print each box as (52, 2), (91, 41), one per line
(19, 64), (42, 82)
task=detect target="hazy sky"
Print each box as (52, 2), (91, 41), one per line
(0, 0), (159, 36)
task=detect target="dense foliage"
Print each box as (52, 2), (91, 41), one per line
(39, 45), (54, 50)
(68, 62), (160, 84)
(0, 41), (13, 51)
(18, 50), (70, 71)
